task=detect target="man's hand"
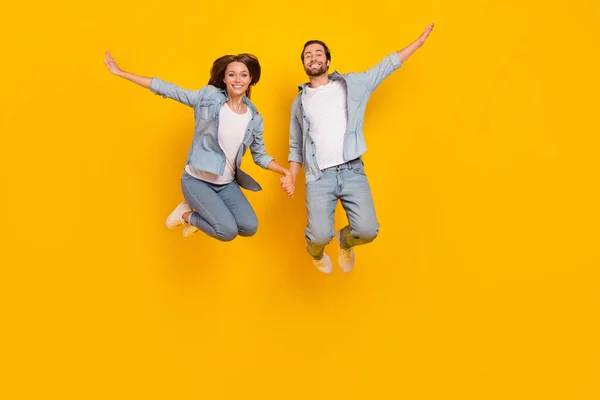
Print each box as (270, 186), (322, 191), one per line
(280, 169), (295, 197)
(416, 23), (434, 47)
(397, 23), (435, 63)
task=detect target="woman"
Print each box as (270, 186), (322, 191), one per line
(104, 51), (294, 241)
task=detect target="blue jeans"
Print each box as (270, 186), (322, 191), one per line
(181, 172), (258, 241)
(305, 158), (379, 259)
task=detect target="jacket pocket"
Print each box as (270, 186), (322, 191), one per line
(198, 100), (216, 120)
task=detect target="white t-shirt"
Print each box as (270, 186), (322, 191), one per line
(186, 103), (251, 184)
(302, 80), (348, 170)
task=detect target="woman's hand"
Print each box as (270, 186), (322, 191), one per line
(104, 51), (124, 76)
(103, 51), (152, 88)
(280, 169), (295, 197)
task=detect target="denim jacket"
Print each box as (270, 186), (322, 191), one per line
(150, 78), (274, 191)
(288, 53), (402, 183)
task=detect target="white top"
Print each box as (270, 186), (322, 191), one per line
(302, 79), (348, 170)
(186, 103), (251, 184)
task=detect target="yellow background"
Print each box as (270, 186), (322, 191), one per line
(2, 0), (600, 398)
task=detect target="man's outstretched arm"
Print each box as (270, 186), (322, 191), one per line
(363, 23), (434, 90)
(397, 23), (434, 63)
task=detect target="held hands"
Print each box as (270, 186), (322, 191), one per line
(280, 169), (295, 197)
(103, 51), (123, 76)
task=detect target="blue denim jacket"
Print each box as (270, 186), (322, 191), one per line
(150, 78), (274, 191)
(288, 53), (402, 183)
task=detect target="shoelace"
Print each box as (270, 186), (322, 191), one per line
(315, 258), (328, 267)
(340, 248), (352, 258)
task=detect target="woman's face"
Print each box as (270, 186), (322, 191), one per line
(223, 61), (251, 96)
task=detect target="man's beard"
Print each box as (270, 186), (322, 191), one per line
(304, 64), (328, 77)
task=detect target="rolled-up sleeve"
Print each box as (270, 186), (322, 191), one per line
(362, 53), (402, 91)
(288, 97), (303, 164)
(149, 77), (202, 107)
(250, 116), (275, 169)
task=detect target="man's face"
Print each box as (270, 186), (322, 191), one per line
(302, 43), (329, 77)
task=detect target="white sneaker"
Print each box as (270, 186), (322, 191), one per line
(166, 201), (192, 229)
(312, 253), (333, 274)
(335, 230), (355, 273)
(182, 224), (199, 238)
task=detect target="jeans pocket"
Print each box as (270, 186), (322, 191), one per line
(353, 165), (366, 176)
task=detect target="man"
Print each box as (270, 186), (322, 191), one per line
(283, 23), (434, 274)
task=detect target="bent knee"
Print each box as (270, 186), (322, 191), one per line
(216, 225), (238, 242)
(353, 225), (379, 243)
(238, 220), (258, 237)
(308, 231), (334, 246)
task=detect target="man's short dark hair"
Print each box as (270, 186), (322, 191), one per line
(301, 40), (331, 63)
